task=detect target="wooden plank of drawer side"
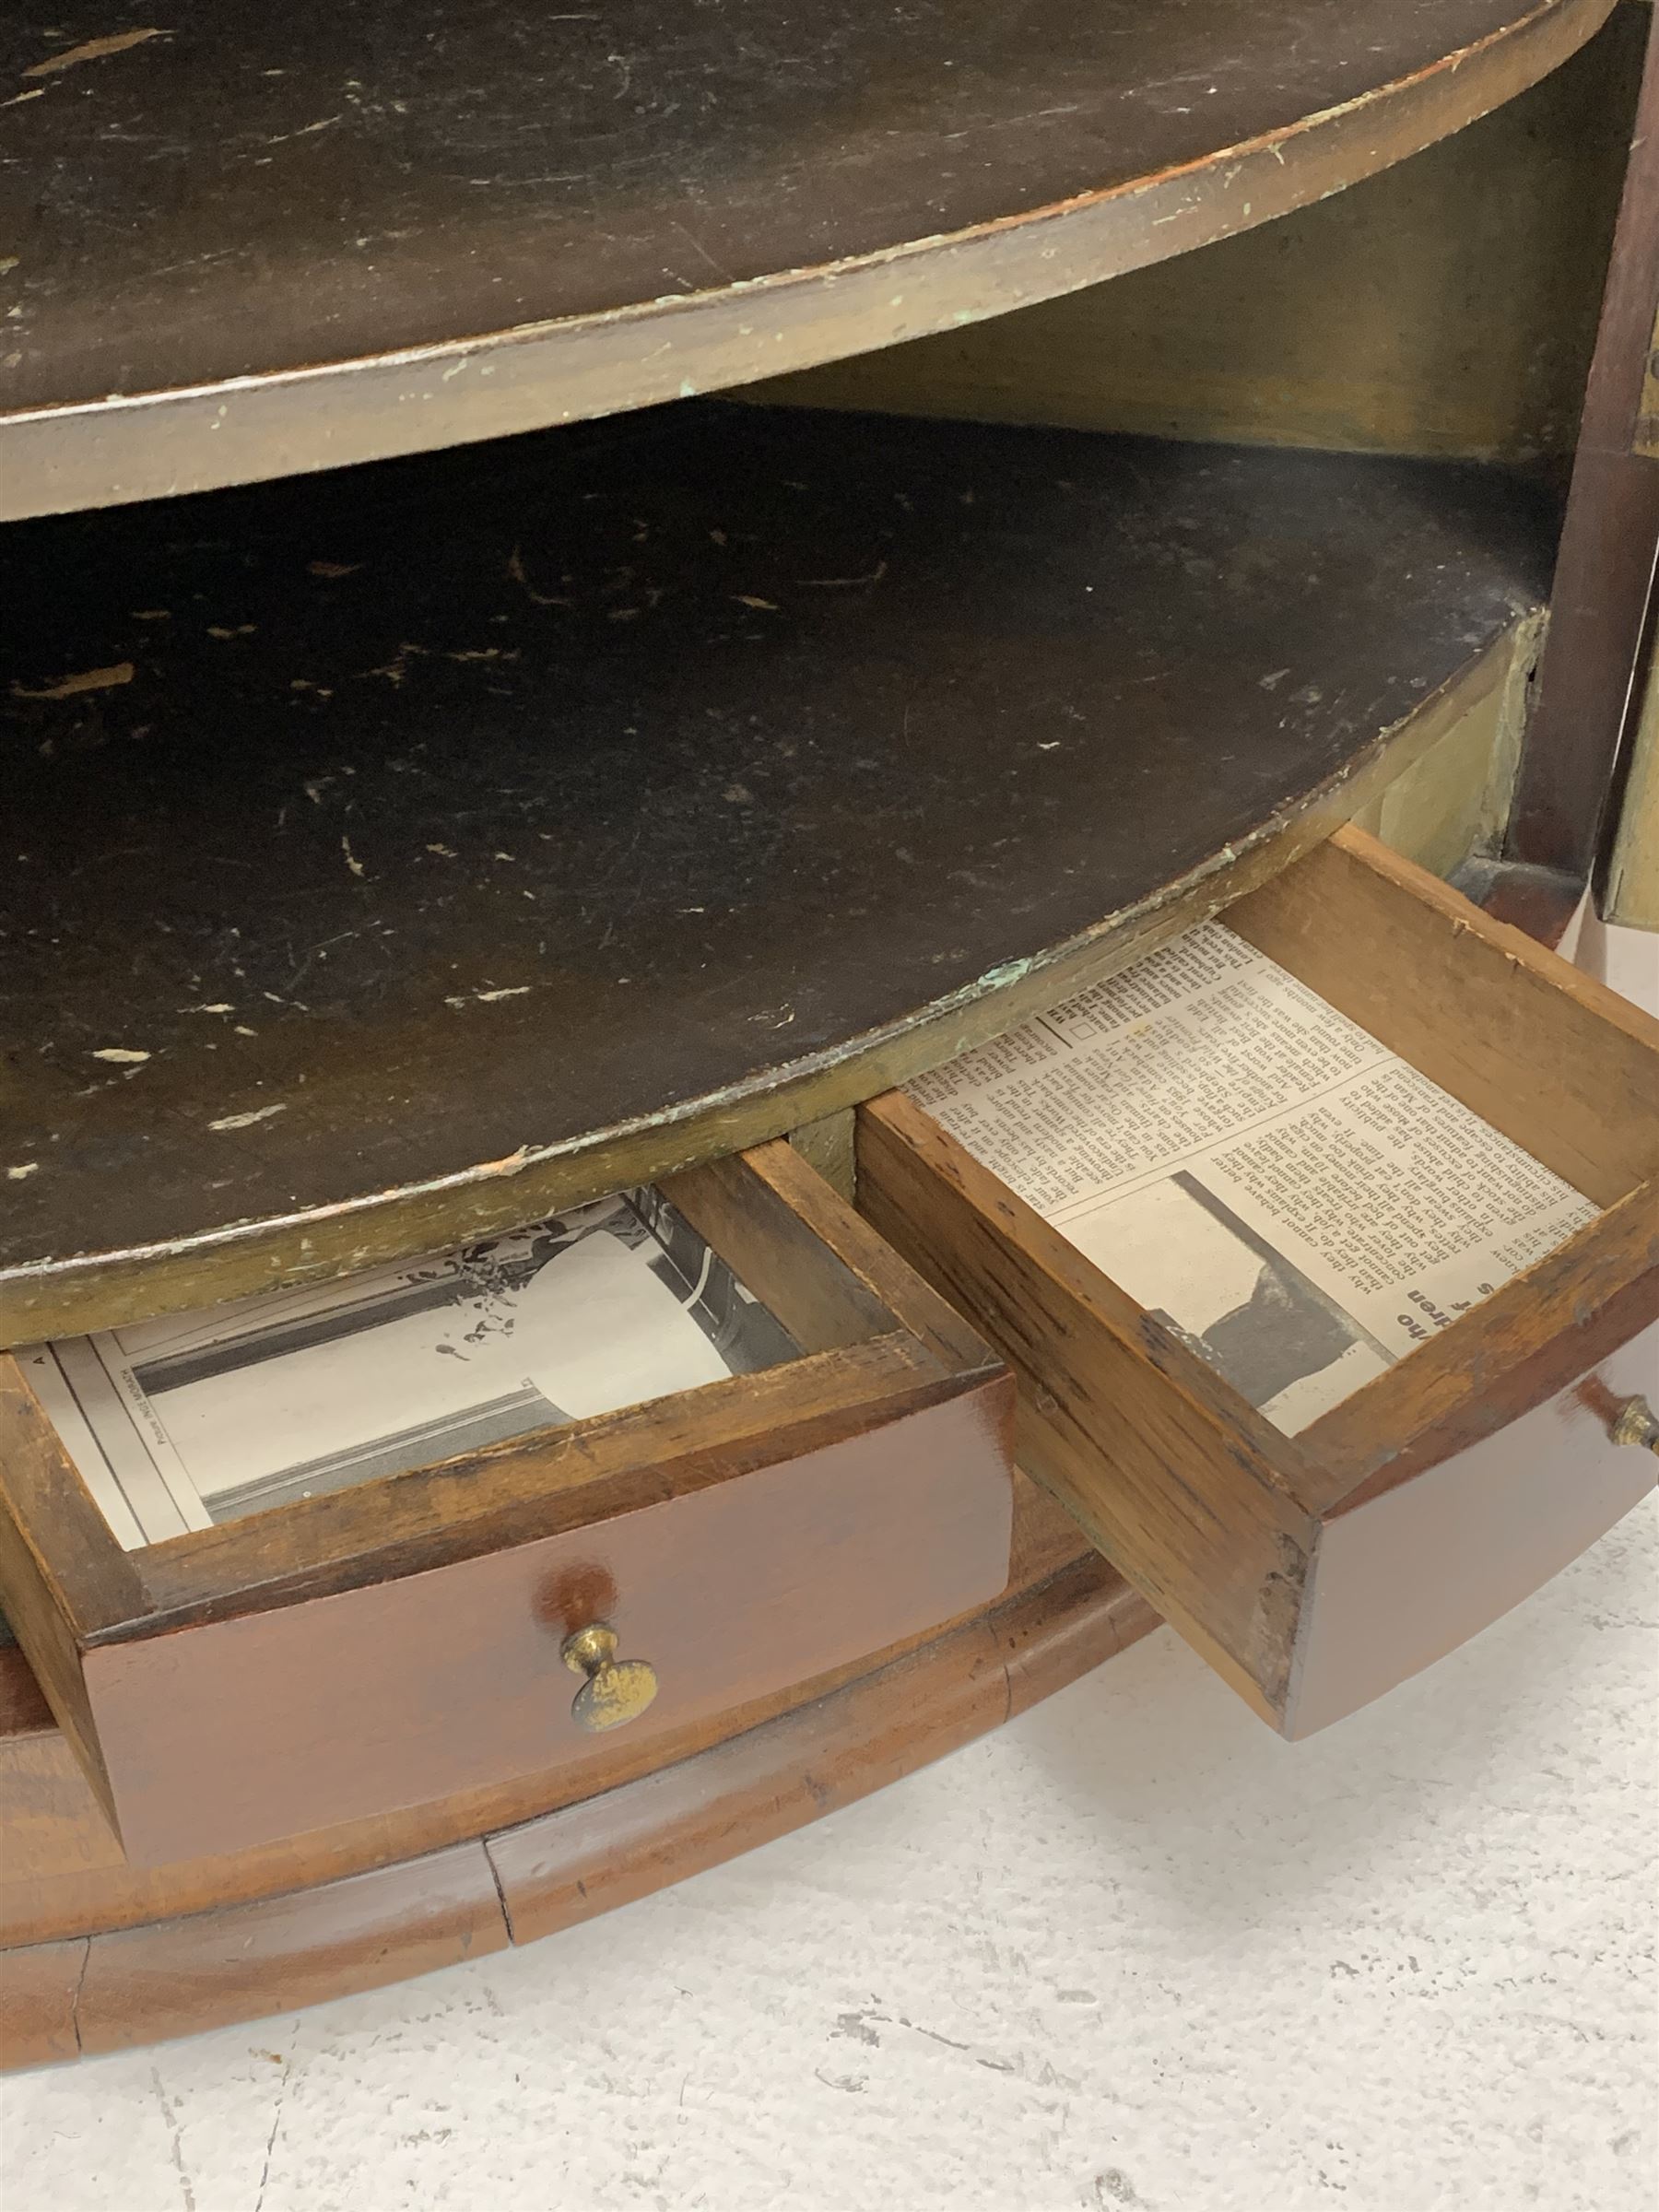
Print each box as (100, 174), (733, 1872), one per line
(855, 1093), (1318, 1730)
(856, 825), (1659, 1737)
(0, 1363), (145, 1836)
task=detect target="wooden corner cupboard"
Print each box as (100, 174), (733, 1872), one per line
(1, 0), (1655, 2065)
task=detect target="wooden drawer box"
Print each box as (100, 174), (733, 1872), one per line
(859, 829), (1659, 1736)
(0, 1144), (1013, 1865)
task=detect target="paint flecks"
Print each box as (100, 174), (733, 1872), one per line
(12, 663), (135, 700)
(445, 984), (533, 1006)
(207, 1103), (288, 1132)
(6, 1162), (39, 1181)
(91, 1046), (150, 1065)
(800, 562), (888, 590)
(23, 28), (170, 78)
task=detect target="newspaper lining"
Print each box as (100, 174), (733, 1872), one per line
(908, 923), (1597, 1435)
(24, 1188), (796, 1549)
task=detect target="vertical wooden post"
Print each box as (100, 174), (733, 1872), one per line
(1506, 3), (1659, 896)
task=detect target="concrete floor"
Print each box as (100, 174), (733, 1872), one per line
(3, 935), (1655, 2212)
(0, 1496), (1651, 2212)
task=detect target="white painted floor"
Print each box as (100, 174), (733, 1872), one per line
(3, 931), (1655, 2212)
(1, 1501), (1653, 2212)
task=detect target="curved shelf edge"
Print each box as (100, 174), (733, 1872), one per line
(0, 0), (1614, 519)
(0, 626), (1522, 1347)
(0, 1555), (1158, 2068)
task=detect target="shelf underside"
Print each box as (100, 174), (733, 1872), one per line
(0, 0), (1614, 514)
(0, 406), (1556, 1338)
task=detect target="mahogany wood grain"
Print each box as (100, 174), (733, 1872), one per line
(0, 1147), (1014, 1865)
(0, 1937), (86, 2066)
(73, 1844), (510, 2060)
(1288, 1319), (1659, 1735)
(126, 1336), (952, 1629)
(1003, 1557), (1156, 1721)
(0, 1473), (1087, 1951)
(91, 1382), (1012, 1866)
(0, 1647), (53, 1735)
(857, 826), (1659, 1735)
(493, 1566), (1154, 1947)
(0, 1722), (123, 1888)
(0, 1545), (1158, 2068)
(487, 1620), (1006, 1946)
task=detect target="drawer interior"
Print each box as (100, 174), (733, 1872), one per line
(17, 1182), (814, 1554)
(1224, 833), (1659, 1488)
(859, 827), (1659, 1734)
(1225, 832), (1659, 1210)
(0, 1143), (1014, 1859)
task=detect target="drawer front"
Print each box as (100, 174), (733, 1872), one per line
(82, 1384), (1011, 1865)
(857, 829), (1659, 1737)
(1289, 1318), (1659, 1735)
(0, 1142), (1015, 1865)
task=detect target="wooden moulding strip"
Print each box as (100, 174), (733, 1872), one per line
(0, 1559), (1158, 2067)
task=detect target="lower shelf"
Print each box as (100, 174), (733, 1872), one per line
(0, 1489), (1156, 2067)
(0, 404), (1553, 1340)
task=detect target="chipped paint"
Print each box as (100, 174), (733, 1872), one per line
(11, 663), (135, 700)
(23, 28), (170, 77)
(207, 1103), (288, 1132)
(445, 985), (534, 1006)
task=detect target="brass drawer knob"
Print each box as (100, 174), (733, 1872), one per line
(1609, 1394), (1659, 1453)
(561, 1622), (659, 1733)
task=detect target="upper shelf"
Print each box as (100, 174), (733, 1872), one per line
(0, 402), (1554, 1340)
(0, 0), (1615, 517)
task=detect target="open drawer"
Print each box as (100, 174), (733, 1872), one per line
(859, 828), (1659, 1737)
(0, 1143), (1013, 1865)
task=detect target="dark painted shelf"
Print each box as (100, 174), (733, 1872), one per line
(0, 404), (1556, 1336)
(0, 0), (1613, 514)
